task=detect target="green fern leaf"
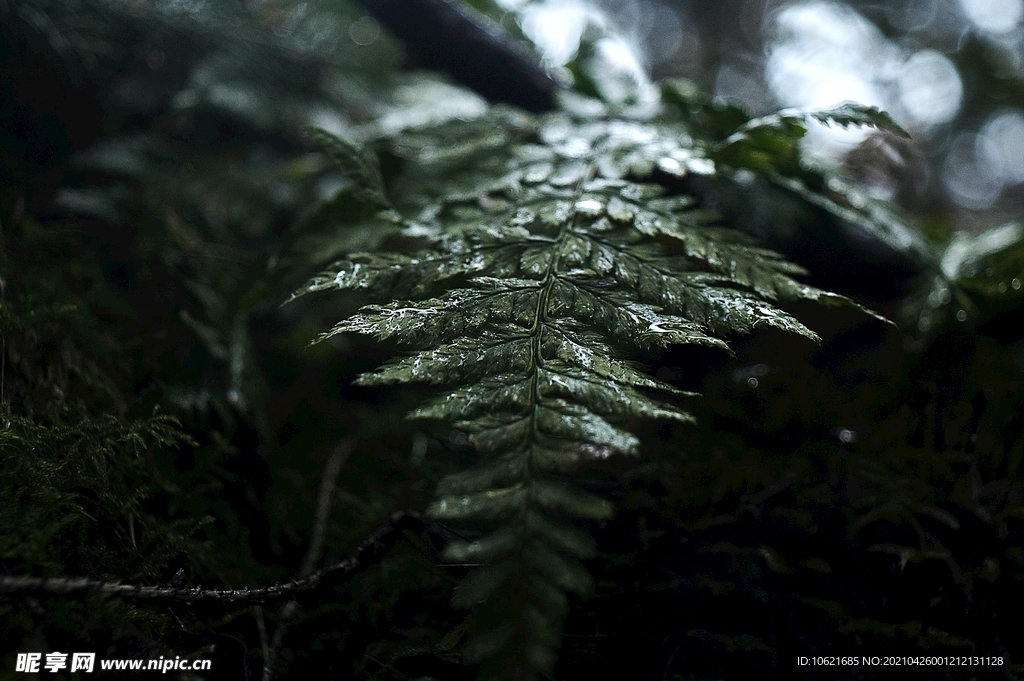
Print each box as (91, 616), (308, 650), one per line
(807, 103), (911, 138)
(715, 103), (909, 172)
(302, 126), (391, 210)
(297, 95), (881, 680)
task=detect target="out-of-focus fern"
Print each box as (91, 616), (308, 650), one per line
(294, 90), (896, 678)
(663, 81), (938, 273)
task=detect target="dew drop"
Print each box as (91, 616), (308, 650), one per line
(349, 15), (381, 46)
(657, 157), (684, 175)
(734, 169), (755, 185)
(575, 198), (603, 215)
(686, 157), (716, 175)
(747, 377), (758, 388)
(956, 309), (967, 322)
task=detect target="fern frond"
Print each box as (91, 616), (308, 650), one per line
(296, 96), (878, 679)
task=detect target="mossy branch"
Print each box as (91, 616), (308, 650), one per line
(0, 511), (447, 607)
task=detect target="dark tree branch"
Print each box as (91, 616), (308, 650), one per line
(353, 0), (561, 112)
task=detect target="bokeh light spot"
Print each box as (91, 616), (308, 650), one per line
(897, 50), (962, 127)
(959, 0), (1024, 33)
(978, 110), (1024, 183)
(943, 133), (1001, 209)
(521, 0), (594, 66)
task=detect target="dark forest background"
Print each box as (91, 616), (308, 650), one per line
(2, 0), (1024, 679)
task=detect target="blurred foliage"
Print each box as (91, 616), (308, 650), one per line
(0, 0), (1022, 680)
(591, 0), (1024, 230)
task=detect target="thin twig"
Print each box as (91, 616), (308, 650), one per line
(253, 605), (270, 667)
(264, 438), (353, 681)
(302, 439), (353, 578)
(263, 604), (295, 681)
(1, 334), (6, 410)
